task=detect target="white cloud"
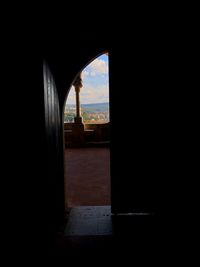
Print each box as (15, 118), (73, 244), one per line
(66, 84), (109, 104)
(82, 70), (89, 78)
(66, 56), (109, 105)
(87, 58), (108, 76)
(90, 71), (96, 77)
(80, 84), (109, 104)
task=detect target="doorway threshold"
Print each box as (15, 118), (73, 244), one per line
(64, 206), (112, 236)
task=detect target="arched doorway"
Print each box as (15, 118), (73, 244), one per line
(63, 53), (111, 210)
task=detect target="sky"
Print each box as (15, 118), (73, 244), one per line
(66, 54), (109, 105)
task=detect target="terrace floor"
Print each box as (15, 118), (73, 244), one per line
(64, 147), (111, 207)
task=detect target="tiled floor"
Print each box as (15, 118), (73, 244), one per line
(64, 147), (111, 207)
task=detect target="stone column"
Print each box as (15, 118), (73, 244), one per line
(73, 74), (83, 124)
(72, 73), (84, 146)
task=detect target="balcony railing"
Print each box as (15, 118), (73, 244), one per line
(64, 122), (110, 147)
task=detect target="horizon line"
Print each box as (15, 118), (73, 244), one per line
(66, 101), (109, 105)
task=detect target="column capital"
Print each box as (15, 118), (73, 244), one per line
(73, 74), (83, 90)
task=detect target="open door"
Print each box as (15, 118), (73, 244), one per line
(43, 61), (64, 226)
(109, 45), (163, 214)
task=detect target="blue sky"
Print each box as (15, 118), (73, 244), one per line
(66, 54), (109, 104)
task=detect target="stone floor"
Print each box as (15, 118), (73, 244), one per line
(65, 206), (112, 236)
(64, 147), (111, 207)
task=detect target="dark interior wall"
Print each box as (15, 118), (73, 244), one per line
(2, 45), (69, 258)
(4, 51), (66, 257)
(2, 49), (55, 257)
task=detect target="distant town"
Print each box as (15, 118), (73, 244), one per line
(64, 102), (109, 124)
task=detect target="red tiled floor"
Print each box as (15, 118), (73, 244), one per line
(64, 148), (111, 207)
